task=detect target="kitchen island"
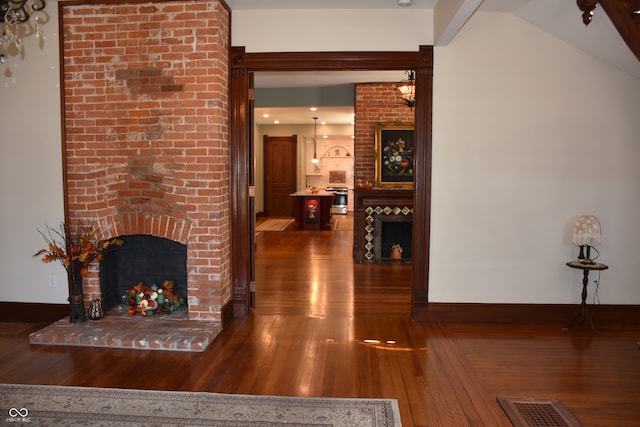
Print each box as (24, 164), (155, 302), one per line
(290, 191), (334, 230)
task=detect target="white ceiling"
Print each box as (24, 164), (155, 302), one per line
(256, 104), (357, 126)
(231, 0), (639, 125)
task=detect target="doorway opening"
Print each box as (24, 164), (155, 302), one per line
(228, 48), (433, 320)
(251, 71), (414, 313)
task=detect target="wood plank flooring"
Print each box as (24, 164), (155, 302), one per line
(1, 216), (639, 426)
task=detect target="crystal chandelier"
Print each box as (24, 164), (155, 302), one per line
(1, 0), (46, 65)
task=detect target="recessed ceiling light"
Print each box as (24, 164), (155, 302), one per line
(320, 121), (326, 125)
(310, 107), (317, 111)
(274, 120), (280, 124)
(262, 114), (269, 118)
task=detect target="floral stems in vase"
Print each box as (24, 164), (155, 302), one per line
(34, 221), (123, 324)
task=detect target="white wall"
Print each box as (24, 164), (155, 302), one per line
(231, 9), (434, 51)
(1, 7), (638, 305)
(430, 12), (640, 304)
(0, 3), (67, 303)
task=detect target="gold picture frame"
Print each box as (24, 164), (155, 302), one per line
(374, 122), (415, 188)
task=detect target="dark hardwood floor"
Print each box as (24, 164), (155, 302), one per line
(1, 216), (639, 426)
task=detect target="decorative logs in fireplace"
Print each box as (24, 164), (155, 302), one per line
(353, 189), (413, 263)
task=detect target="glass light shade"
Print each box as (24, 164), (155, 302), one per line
(397, 84), (415, 103)
(571, 215), (601, 246)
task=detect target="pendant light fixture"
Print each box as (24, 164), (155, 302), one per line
(311, 116), (319, 164)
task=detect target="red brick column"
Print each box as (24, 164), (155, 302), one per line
(60, 0), (230, 321)
(354, 83), (415, 185)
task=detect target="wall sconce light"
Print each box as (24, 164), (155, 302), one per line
(311, 116), (319, 165)
(396, 70), (415, 110)
(571, 215), (602, 264)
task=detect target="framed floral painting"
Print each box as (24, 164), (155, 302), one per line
(374, 122), (415, 188)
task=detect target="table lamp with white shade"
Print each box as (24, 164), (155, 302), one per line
(571, 215), (601, 264)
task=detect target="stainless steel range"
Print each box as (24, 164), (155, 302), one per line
(326, 186), (349, 215)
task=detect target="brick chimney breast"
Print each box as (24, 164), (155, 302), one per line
(61, 0), (230, 321)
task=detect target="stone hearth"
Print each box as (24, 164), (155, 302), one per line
(29, 310), (221, 352)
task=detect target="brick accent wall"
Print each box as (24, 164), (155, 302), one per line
(60, 0), (230, 321)
(354, 83), (415, 184)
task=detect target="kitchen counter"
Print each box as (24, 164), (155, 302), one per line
(290, 190), (335, 197)
(290, 191), (334, 230)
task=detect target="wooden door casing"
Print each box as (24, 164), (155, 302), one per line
(229, 47), (433, 320)
(264, 135), (297, 217)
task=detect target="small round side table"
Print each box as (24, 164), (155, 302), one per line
(566, 261), (608, 333)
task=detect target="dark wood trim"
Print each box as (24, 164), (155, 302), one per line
(220, 299), (235, 328)
(0, 302), (68, 323)
(599, 0), (640, 62)
(0, 299), (235, 326)
(58, 1), (70, 226)
(230, 47), (252, 318)
(424, 302), (640, 325)
(241, 51), (420, 71)
(412, 46), (434, 319)
(230, 47), (433, 319)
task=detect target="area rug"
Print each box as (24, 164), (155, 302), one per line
(0, 383), (401, 426)
(497, 397), (581, 427)
(256, 218), (294, 232)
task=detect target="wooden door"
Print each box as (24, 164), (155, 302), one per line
(264, 135), (297, 217)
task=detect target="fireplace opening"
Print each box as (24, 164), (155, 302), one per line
(99, 235), (187, 312)
(374, 216), (413, 262)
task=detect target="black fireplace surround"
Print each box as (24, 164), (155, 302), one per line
(375, 217), (413, 261)
(99, 235), (187, 312)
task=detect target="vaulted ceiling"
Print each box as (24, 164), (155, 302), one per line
(438, 0), (639, 77)
(596, 0), (640, 61)
(227, 0), (640, 79)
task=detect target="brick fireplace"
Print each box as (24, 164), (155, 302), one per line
(60, 0), (231, 321)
